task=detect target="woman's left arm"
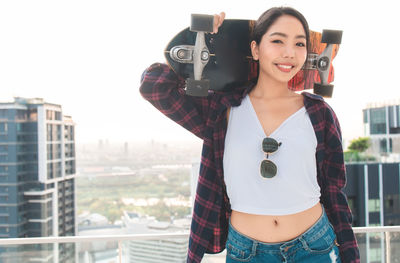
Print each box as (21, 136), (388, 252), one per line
(322, 104), (360, 263)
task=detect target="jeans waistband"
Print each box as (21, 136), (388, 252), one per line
(228, 205), (332, 251)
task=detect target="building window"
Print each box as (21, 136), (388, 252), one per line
(0, 216), (8, 224)
(0, 227), (10, 233)
(0, 109), (7, 118)
(16, 110), (27, 121)
(46, 110), (53, 120)
(0, 122), (7, 133)
(370, 108), (387, 134)
(17, 123), (23, 132)
(57, 125), (62, 140)
(389, 127), (400, 134)
(388, 105), (400, 133)
(379, 139), (388, 153)
(47, 163), (54, 180)
(384, 194), (400, 214)
(46, 110), (62, 121)
(55, 112), (61, 121)
(397, 105), (400, 127)
(28, 108), (38, 121)
(369, 199), (380, 213)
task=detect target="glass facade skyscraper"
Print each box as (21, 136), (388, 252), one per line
(0, 97), (76, 262)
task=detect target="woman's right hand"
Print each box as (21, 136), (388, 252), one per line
(212, 12), (225, 34)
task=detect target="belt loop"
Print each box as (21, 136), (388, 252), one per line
(251, 241), (258, 256)
(299, 237), (308, 250)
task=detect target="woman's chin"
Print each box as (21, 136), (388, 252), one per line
(275, 75), (296, 84)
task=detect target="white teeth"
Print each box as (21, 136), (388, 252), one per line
(277, 64), (293, 69)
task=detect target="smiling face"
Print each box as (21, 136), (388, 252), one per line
(251, 15), (307, 85)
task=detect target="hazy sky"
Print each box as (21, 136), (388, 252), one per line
(1, 0), (399, 146)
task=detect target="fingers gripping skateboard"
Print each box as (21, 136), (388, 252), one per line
(169, 14), (214, 96)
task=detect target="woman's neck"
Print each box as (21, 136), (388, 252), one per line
(250, 74), (293, 100)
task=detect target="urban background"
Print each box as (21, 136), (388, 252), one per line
(1, 0), (400, 263)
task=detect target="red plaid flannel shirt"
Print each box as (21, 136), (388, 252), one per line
(139, 63), (360, 263)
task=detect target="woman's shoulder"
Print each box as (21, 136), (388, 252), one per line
(301, 91), (340, 125)
(301, 91), (324, 102)
(302, 91), (334, 111)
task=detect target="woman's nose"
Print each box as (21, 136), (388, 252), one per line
(282, 46), (295, 58)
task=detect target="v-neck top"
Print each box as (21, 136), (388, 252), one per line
(223, 94), (320, 215)
(141, 63), (360, 262)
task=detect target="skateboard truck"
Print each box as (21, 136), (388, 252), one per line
(169, 14), (214, 96)
(306, 29), (343, 98)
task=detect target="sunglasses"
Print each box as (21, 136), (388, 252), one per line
(260, 137), (282, 178)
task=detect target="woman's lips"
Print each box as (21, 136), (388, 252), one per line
(275, 63), (294, 73)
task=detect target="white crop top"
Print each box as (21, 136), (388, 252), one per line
(223, 95), (320, 215)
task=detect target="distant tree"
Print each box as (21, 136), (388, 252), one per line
(348, 137), (371, 153)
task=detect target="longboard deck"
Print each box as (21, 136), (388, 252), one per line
(165, 19), (339, 93)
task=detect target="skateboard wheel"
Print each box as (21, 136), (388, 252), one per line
(186, 79), (210, 97)
(313, 83), (334, 98)
(190, 14), (214, 33)
(321, 30), (343, 44)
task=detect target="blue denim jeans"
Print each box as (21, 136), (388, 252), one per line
(225, 206), (341, 262)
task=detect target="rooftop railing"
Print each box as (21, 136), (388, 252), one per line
(0, 226), (399, 263)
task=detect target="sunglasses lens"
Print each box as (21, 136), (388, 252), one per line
(260, 159), (277, 178)
(262, 137), (279, 153)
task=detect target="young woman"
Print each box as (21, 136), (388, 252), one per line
(140, 7), (360, 263)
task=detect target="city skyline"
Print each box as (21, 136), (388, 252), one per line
(1, 0), (399, 144)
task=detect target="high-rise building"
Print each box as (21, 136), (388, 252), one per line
(0, 97), (76, 263)
(363, 99), (400, 161)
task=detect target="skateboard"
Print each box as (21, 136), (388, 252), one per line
(164, 14), (342, 97)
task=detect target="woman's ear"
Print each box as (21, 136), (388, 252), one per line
(250, 41), (259, 61)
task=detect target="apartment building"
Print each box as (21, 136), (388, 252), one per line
(0, 97), (76, 263)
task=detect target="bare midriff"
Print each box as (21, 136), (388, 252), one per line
(230, 202), (323, 243)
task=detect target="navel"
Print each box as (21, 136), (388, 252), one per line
(274, 219), (278, 226)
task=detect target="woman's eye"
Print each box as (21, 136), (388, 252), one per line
(272, 40), (283, 44)
(297, 42), (306, 47)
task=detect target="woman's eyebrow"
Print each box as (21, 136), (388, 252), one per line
(269, 32), (306, 39)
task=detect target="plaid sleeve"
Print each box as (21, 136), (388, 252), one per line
(139, 63), (212, 140)
(323, 104), (360, 263)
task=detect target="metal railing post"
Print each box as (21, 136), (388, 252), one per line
(119, 241), (122, 263)
(385, 231), (391, 263)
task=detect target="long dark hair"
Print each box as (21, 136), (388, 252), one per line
(251, 7), (311, 90)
